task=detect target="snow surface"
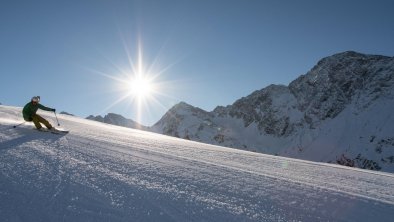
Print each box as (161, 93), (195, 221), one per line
(1, 105), (394, 222)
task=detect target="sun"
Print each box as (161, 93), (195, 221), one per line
(89, 35), (180, 125)
(128, 75), (153, 99)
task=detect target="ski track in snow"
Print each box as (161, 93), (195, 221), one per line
(1, 106), (394, 222)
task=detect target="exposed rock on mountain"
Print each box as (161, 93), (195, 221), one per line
(151, 51), (394, 173)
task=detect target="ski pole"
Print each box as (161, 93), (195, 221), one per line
(13, 121), (26, 128)
(54, 111), (60, 126)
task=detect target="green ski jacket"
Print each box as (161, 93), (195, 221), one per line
(22, 102), (53, 121)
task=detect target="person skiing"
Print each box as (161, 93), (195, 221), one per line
(22, 96), (56, 131)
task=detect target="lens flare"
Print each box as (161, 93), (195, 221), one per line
(87, 34), (181, 125)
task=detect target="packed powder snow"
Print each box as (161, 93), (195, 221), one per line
(1, 105), (394, 221)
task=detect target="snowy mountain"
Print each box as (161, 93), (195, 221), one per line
(87, 113), (147, 130)
(151, 51), (394, 173)
(1, 105), (394, 221)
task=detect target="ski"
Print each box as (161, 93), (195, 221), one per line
(51, 128), (69, 134)
(35, 128), (69, 134)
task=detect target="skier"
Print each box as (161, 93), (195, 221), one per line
(22, 96), (56, 131)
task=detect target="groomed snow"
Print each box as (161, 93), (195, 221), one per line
(1, 105), (394, 222)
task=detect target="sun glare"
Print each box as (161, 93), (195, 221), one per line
(128, 75), (153, 99)
(90, 35), (180, 125)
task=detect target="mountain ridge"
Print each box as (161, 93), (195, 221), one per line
(86, 113), (148, 130)
(151, 51), (394, 172)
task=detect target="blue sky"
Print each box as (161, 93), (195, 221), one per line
(1, 0), (394, 126)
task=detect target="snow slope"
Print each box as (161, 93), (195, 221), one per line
(1, 105), (394, 222)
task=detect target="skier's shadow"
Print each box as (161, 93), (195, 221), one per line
(0, 126), (66, 151)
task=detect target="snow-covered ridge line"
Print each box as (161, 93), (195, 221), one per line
(151, 51), (394, 173)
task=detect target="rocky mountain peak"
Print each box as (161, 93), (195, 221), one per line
(169, 102), (202, 113)
(152, 102), (212, 137)
(151, 51), (394, 172)
(289, 51), (394, 124)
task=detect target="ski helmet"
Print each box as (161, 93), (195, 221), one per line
(31, 96), (40, 103)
